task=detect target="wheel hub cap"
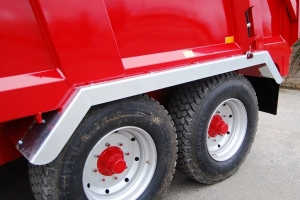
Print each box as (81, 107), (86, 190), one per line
(208, 115), (229, 137)
(97, 146), (127, 176)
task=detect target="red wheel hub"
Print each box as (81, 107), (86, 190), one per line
(97, 146), (127, 176)
(208, 115), (229, 137)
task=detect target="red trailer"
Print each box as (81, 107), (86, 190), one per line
(0, 0), (299, 199)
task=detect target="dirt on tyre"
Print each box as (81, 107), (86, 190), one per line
(168, 72), (258, 184)
(29, 95), (177, 200)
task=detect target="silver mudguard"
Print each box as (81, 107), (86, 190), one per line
(16, 51), (282, 165)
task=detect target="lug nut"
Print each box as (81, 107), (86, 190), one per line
(105, 143), (110, 147)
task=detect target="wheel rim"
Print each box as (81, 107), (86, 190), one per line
(206, 99), (247, 161)
(83, 126), (157, 200)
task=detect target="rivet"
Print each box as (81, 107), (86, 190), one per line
(18, 140), (23, 145)
(118, 143), (123, 146)
(114, 176), (118, 180)
(94, 154), (99, 158)
(105, 143), (110, 147)
(102, 178), (105, 182)
(92, 169), (97, 172)
(125, 152), (130, 156)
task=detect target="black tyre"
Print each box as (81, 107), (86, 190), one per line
(168, 72), (258, 184)
(29, 95), (177, 200)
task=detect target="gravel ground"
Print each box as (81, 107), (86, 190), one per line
(0, 89), (299, 200)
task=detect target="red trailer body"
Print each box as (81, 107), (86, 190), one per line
(0, 0), (299, 199)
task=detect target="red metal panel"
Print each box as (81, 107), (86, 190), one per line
(122, 43), (241, 75)
(259, 0), (296, 76)
(228, 0), (258, 53)
(105, 0), (235, 58)
(0, 1), (73, 122)
(252, 0), (265, 50)
(0, 69), (71, 122)
(0, 1), (56, 78)
(0, 0), (297, 125)
(284, 0), (298, 20)
(38, 0), (125, 85)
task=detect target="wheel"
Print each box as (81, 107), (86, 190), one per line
(168, 72), (258, 184)
(29, 95), (177, 200)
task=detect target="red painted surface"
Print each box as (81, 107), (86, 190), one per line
(97, 146), (127, 176)
(259, 0), (299, 76)
(285, 0), (298, 20)
(37, 0), (125, 86)
(105, 0), (234, 58)
(0, 69), (71, 122)
(0, 0), (298, 164)
(208, 115), (229, 138)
